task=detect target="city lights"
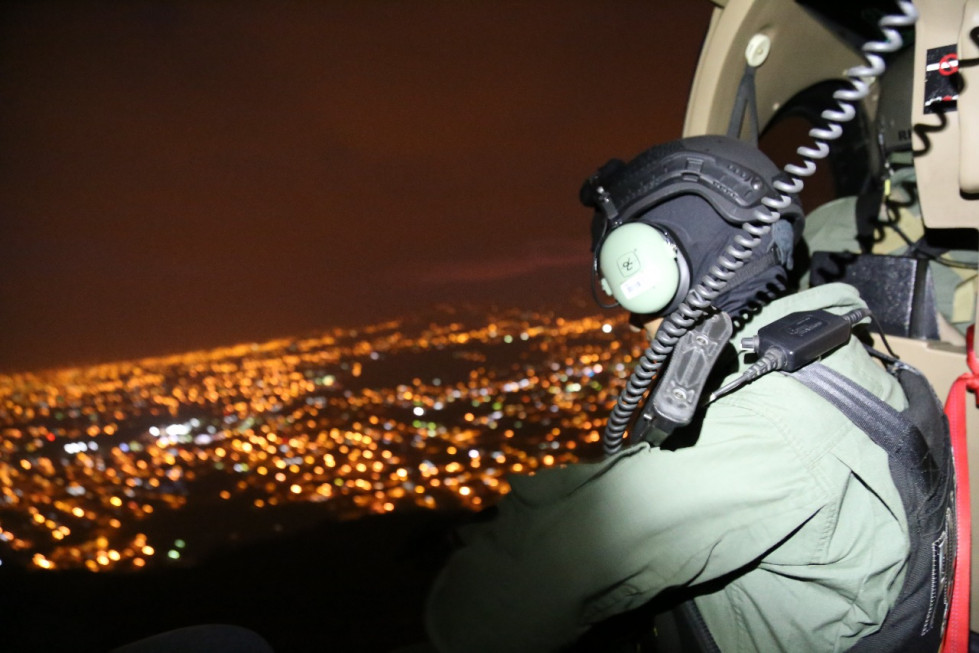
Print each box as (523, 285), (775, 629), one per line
(0, 306), (642, 572)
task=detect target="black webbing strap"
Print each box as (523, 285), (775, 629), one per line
(790, 362), (939, 492)
(667, 359), (949, 653)
(791, 361), (952, 653)
(726, 63), (759, 146)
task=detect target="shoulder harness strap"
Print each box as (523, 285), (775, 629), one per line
(669, 358), (954, 653)
(790, 360), (954, 653)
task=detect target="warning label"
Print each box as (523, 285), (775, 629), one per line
(924, 45), (959, 114)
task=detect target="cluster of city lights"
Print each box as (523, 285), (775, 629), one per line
(0, 306), (644, 572)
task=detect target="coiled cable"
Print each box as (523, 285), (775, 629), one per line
(602, 1), (919, 455)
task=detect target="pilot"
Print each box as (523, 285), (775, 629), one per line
(424, 134), (953, 652)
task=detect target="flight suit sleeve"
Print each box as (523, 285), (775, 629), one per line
(424, 405), (826, 653)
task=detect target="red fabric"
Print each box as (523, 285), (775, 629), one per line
(942, 325), (977, 653)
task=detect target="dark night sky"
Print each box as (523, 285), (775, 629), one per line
(0, 1), (713, 373)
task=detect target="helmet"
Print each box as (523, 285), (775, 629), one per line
(581, 134), (802, 318)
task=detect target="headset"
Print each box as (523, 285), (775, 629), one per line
(583, 135), (802, 318)
(585, 2), (919, 456)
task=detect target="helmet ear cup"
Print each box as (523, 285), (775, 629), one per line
(598, 222), (683, 314)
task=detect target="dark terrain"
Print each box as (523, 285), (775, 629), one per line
(0, 509), (466, 653)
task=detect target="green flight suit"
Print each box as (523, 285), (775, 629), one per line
(425, 283), (910, 652)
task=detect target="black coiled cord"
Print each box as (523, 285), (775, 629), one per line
(602, 1), (919, 455)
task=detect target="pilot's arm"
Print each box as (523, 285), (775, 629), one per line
(424, 412), (822, 653)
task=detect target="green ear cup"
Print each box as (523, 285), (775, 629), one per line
(598, 222), (680, 314)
